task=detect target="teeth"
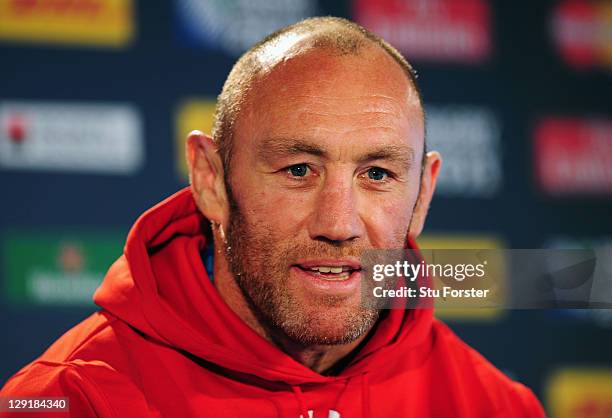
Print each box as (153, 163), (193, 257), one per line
(309, 266), (348, 274)
(321, 272), (350, 281)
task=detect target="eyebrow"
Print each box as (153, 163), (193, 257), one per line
(257, 137), (327, 160)
(257, 137), (415, 169)
(358, 146), (415, 169)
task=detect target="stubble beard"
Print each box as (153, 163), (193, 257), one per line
(224, 193), (381, 346)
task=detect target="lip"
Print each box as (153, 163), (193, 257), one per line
(290, 261), (362, 296)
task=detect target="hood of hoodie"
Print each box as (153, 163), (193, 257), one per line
(94, 187), (433, 386)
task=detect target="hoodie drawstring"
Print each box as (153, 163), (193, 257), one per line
(292, 385), (310, 418)
(333, 378), (351, 410)
(333, 373), (370, 418)
(361, 373), (370, 418)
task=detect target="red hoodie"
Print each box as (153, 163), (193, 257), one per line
(1, 188), (546, 418)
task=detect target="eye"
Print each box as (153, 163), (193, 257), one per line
(367, 167), (389, 181)
(288, 163), (309, 177)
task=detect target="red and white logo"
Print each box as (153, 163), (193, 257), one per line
(0, 101), (143, 174)
(551, 0), (612, 70)
(534, 117), (612, 195)
(352, 0), (492, 63)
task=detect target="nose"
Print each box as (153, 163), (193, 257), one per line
(308, 174), (364, 244)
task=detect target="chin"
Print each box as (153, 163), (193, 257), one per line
(277, 305), (379, 346)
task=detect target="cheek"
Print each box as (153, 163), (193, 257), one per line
(362, 196), (415, 247)
(234, 180), (312, 237)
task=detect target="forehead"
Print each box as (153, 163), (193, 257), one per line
(235, 44), (423, 153)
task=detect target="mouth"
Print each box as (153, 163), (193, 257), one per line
(291, 259), (362, 291)
(296, 265), (360, 281)
(294, 258), (361, 280)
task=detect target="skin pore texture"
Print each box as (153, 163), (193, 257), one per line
(187, 36), (441, 374)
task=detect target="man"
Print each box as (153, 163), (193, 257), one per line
(1, 17), (545, 417)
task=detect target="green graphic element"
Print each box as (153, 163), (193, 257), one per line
(3, 230), (124, 307)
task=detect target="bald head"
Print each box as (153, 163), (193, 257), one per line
(212, 16), (424, 172)
(187, 18), (440, 351)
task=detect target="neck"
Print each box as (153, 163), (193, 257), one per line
(212, 239), (368, 374)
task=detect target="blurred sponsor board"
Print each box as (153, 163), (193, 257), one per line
(0, 0), (134, 48)
(417, 234), (505, 321)
(426, 106), (501, 197)
(3, 231), (123, 306)
(551, 0), (612, 70)
(534, 117), (612, 196)
(175, 99), (216, 179)
(0, 101), (143, 174)
(353, 0), (491, 63)
(175, 0), (315, 55)
(547, 368), (612, 418)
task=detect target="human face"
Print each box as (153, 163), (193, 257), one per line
(224, 46), (425, 345)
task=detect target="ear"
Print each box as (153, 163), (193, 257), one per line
(186, 130), (229, 226)
(408, 151), (442, 238)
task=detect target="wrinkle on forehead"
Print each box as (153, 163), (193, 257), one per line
(293, 94), (406, 113)
(253, 48), (419, 112)
(301, 111), (402, 119)
(235, 44), (424, 151)
(286, 91), (417, 138)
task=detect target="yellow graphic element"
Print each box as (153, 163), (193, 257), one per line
(547, 368), (612, 418)
(417, 234), (506, 321)
(599, 2), (612, 68)
(175, 99), (217, 179)
(0, 0), (133, 47)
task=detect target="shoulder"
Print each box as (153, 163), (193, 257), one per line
(1, 360), (102, 417)
(1, 312), (151, 418)
(430, 319), (546, 418)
